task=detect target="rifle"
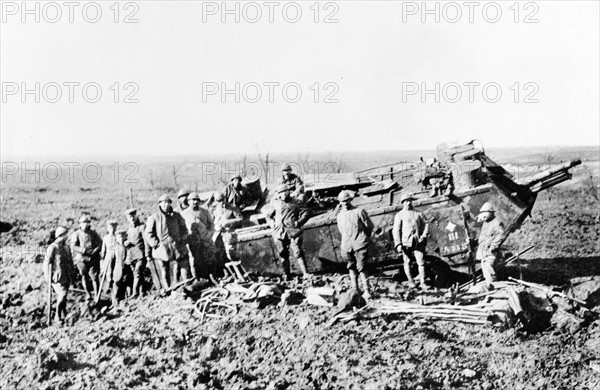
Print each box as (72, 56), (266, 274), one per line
(47, 262), (53, 326)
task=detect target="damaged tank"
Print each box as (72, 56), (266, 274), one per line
(227, 140), (581, 285)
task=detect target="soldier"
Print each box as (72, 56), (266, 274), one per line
(174, 189), (190, 213)
(280, 164), (305, 200)
(393, 193), (429, 289)
(336, 190), (374, 299)
(110, 230), (129, 307)
(125, 208), (147, 298)
(100, 220), (119, 292)
(43, 226), (75, 324)
(145, 194), (190, 290)
(182, 192), (216, 279)
(267, 184), (310, 279)
(71, 213), (102, 302)
(213, 193), (243, 262)
(475, 202), (504, 289)
(221, 175), (252, 210)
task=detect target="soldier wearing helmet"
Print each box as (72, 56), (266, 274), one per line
(182, 192), (216, 278)
(475, 202), (505, 289)
(174, 189), (191, 213)
(393, 193), (430, 289)
(280, 163), (305, 201)
(336, 190), (374, 299)
(221, 175), (252, 210)
(44, 226), (76, 324)
(267, 184), (311, 279)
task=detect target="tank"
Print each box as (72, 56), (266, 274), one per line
(227, 140), (581, 284)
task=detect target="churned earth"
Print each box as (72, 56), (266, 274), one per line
(1, 165), (599, 389)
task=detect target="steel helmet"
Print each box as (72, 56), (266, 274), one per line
(177, 189), (190, 199)
(281, 164), (292, 172)
(187, 192), (201, 201)
(479, 202), (495, 213)
(338, 190), (354, 202)
(400, 193), (416, 203)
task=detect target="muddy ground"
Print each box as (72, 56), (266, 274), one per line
(1, 169), (599, 389)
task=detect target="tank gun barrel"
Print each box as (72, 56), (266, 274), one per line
(521, 159), (581, 193)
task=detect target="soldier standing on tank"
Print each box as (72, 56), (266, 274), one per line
(267, 184), (311, 279)
(70, 213), (102, 302)
(280, 164), (305, 201)
(475, 202), (504, 289)
(43, 226), (75, 324)
(393, 193), (430, 289)
(336, 190), (374, 299)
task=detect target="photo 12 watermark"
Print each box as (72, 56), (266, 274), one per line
(201, 81), (340, 103)
(400, 1), (539, 24)
(1, 1), (140, 23)
(401, 82), (539, 103)
(1, 82), (140, 103)
(201, 1), (339, 24)
(1, 162), (140, 185)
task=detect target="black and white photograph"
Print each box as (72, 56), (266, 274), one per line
(1, 1), (599, 389)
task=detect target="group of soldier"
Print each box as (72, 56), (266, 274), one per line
(43, 163), (504, 324)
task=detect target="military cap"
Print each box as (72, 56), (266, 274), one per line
(281, 163), (292, 172)
(158, 194), (172, 203)
(177, 189), (190, 199)
(125, 208), (137, 216)
(338, 190), (354, 202)
(106, 219), (118, 226)
(231, 175), (242, 181)
(400, 193), (417, 203)
(188, 192), (201, 201)
(79, 214), (91, 223)
(479, 202), (495, 214)
(55, 226), (68, 237)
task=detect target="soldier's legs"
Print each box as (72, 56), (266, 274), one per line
(414, 249), (427, 288)
(76, 260), (94, 300)
(290, 236), (309, 276)
(177, 256), (191, 283)
(481, 256), (497, 288)
(355, 247), (371, 298)
(274, 237), (291, 278)
(52, 283), (68, 320)
(89, 261), (100, 298)
(201, 239), (218, 278)
(131, 259), (145, 297)
(401, 248), (416, 286)
(343, 251), (361, 291)
(158, 260), (171, 289)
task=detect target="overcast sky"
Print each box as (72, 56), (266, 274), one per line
(1, 0), (598, 158)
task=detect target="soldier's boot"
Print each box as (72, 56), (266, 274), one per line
(359, 272), (372, 300)
(297, 257), (310, 277)
(130, 277), (141, 298)
(403, 262), (416, 288)
(418, 266), (429, 290)
(348, 269), (360, 292)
